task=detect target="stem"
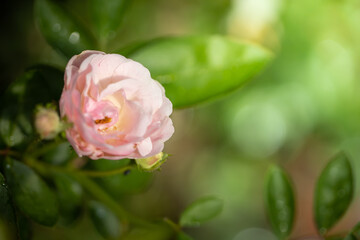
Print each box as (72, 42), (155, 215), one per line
(0, 149), (21, 158)
(28, 159), (136, 178)
(78, 165), (135, 177)
(163, 217), (181, 233)
(70, 172), (128, 222)
(69, 172), (153, 227)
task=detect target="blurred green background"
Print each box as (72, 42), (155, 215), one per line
(2, 0), (360, 239)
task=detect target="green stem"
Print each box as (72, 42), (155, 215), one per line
(69, 172), (153, 227)
(163, 217), (182, 233)
(70, 172), (129, 222)
(28, 158), (136, 178)
(78, 165), (135, 177)
(0, 149), (21, 158)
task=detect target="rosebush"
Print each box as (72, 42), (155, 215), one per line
(0, 0), (278, 239)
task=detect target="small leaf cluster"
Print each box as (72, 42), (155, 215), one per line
(265, 152), (357, 240)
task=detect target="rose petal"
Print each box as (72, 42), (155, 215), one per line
(137, 137), (153, 156)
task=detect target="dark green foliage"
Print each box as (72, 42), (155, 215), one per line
(0, 172), (17, 240)
(35, 0), (96, 59)
(0, 66), (63, 147)
(265, 165), (295, 239)
(5, 158), (59, 226)
(314, 153), (353, 235)
(88, 200), (121, 239)
(53, 172), (83, 224)
(42, 142), (76, 166)
(90, 0), (129, 43)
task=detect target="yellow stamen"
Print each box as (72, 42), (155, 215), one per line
(95, 116), (112, 124)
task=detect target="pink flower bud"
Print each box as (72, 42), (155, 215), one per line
(35, 107), (61, 140)
(135, 152), (168, 172)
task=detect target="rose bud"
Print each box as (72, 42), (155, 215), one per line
(135, 152), (168, 172)
(35, 106), (61, 140)
(59, 50), (174, 160)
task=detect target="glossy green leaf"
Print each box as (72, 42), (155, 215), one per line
(177, 232), (194, 240)
(0, 172), (32, 240)
(0, 172), (17, 240)
(89, 159), (152, 198)
(53, 173), (83, 224)
(179, 196), (223, 227)
(88, 200), (121, 239)
(126, 35), (272, 108)
(35, 0), (96, 59)
(42, 142), (77, 166)
(90, 0), (129, 43)
(5, 158), (59, 226)
(0, 65), (63, 147)
(265, 165), (295, 239)
(314, 153), (353, 234)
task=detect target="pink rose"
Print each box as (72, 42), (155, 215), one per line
(59, 50), (174, 160)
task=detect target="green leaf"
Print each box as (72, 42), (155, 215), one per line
(88, 200), (121, 239)
(53, 173), (83, 224)
(35, 0), (96, 59)
(265, 165), (295, 239)
(90, 0), (129, 44)
(179, 196), (223, 227)
(5, 158), (59, 226)
(0, 172), (17, 240)
(0, 65), (63, 147)
(177, 232), (194, 240)
(126, 35), (273, 108)
(314, 152), (353, 235)
(0, 172), (32, 240)
(42, 142), (77, 166)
